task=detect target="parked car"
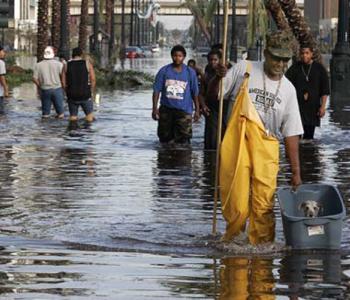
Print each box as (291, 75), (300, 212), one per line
(125, 46), (145, 58)
(140, 45), (153, 57)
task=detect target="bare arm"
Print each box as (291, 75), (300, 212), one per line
(193, 95), (200, 122)
(60, 64), (66, 90)
(89, 63), (96, 93)
(0, 75), (8, 97)
(152, 91), (160, 120)
(284, 135), (302, 189)
(318, 95), (328, 118)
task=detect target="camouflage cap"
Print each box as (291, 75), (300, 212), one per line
(266, 31), (294, 59)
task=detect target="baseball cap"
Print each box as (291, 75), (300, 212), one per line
(266, 31), (294, 59)
(43, 46), (55, 59)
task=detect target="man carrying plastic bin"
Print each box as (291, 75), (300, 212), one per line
(208, 31), (304, 244)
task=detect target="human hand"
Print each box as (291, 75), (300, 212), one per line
(152, 108), (159, 120)
(291, 173), (302, 191)
(318, 106), (326, 118)
(201, 104), (210, 117)
(193, 109), (201, 122)
(216, 64), (227, 78)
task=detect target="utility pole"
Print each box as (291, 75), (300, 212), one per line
(120, 0), (125, 51)
(137, 0), (141, 46)
(130, 0), (134, 45)
(229, 0), (237, 62)
(330, 0), (350, 99)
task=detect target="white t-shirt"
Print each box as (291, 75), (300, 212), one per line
(223, 60), (304, 139)
(0, 60), (6, 97)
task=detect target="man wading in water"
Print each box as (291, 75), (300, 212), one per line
(152, 45), (200, 145)
(208, 31), (304, 244)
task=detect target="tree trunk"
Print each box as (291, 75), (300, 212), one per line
(277, 0), (321, 62)
(37, 0), (49, 62)
(59, 0), (70, 60)
(105, 0), (112, 35)
(78, 0), (89, 51)
(51, 0), (61, 51)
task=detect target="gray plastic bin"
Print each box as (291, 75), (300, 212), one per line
(277, 184), (346, 249)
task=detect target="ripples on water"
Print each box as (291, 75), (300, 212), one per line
(0, 57), (349, 298)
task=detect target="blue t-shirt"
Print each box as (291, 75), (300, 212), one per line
(153, 63), (199, 114)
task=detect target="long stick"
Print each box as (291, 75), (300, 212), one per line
(212, 0), (229, 235)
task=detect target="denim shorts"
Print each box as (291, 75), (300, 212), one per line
(68, 99), (93, 116)
(40, 87), (65, 116)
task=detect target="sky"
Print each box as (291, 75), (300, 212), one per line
(158, 16), (193, 30)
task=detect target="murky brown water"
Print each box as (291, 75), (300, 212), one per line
(0, 53), (349, 299)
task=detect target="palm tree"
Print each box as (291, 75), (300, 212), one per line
(78, 0), (89, 51)
(51, 0), (61, 51)
(182, 0), (219, 45)
(37, 0), (49, 61)
(277, 0), (321, 62)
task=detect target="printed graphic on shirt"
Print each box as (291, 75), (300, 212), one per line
(165, 79), (187, 100)
(249, 88), (282, 112)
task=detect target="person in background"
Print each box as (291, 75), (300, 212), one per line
(0, 46), (9, 113)
(286, 46), (330, 140)
(187, 59), (204, 88)
(201, 49), (225, 150)
(65, 47), (96, 122)
(33, 46), (65, 119)
(152, 45), (200, 144)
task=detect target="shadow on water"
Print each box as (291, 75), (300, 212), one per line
(0, 57), (350, 298)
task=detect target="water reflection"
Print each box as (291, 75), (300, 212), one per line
(299, 141), (324, 183)
(278, 252), (346, 299)
(219, 257), (275, 300)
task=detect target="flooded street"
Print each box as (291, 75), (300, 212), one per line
(0, 54), (350, 299)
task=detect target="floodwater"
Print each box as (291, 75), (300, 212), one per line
(0, 53), (350, 299)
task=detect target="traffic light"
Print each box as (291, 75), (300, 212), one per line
(0, 0), (14, 28)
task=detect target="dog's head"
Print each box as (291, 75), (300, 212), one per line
(298, 200), (321, 218)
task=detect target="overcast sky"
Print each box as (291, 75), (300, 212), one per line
(158, 16), (193, 30)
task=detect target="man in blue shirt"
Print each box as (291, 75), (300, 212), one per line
(152, 45), (200, 144)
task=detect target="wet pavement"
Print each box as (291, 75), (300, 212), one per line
(0, 53), (350, 299)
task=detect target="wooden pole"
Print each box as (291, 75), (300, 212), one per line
(212, 0), (229, 235)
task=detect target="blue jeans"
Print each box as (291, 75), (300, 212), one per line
(40, 87), (65, 116)
(68, 99), (93, 116)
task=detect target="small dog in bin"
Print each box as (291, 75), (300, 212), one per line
(298, 200), (322, 218)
